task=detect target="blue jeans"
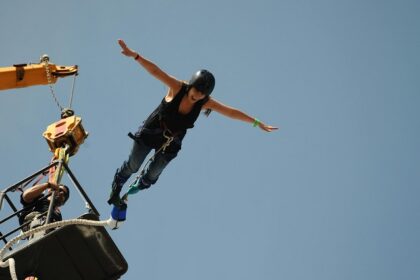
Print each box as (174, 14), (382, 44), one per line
(116, 136), (178, 189)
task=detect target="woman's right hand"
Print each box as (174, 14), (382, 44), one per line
(118, 39), (137, 58)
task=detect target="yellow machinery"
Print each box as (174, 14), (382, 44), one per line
(1, 55), (88, 158)
(43, 115), (88, 157)
(0, 57), (78, 91)
(0, 56), (128, 280)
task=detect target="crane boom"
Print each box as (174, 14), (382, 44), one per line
(0, 62), (78, 91)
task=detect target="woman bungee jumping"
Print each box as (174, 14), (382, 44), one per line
(108, 39), (278, 207)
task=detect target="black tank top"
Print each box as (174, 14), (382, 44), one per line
(143, 84), (208, 137)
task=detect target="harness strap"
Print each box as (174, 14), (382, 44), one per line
(161, 130), (174, 153)
(140, 129), (173, 176)
(124, 129), (174, 200)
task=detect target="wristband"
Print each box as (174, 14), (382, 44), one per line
(252, 118), (260, 127)
(134, 53), (140, 60)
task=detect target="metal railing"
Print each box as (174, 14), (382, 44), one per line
(0, 160), (99, 247)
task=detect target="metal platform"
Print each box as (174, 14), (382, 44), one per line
(0, 213), (127, 280)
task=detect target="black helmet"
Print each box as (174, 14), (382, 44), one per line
(189, 70), (215, 96)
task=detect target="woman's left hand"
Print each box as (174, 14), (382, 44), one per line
(259, 122), (278, 132)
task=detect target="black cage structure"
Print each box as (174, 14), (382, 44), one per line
(0, 160), (128, 280)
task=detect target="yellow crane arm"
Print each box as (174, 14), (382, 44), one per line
(0, 62), (78, 91)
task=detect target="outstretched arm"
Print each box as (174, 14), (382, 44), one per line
(118, 39), (183, 95)
(204, 98), (278, 132)
(22, 182), (59, 203)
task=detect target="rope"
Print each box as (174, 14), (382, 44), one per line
(68, 74), (77, 109)
(0, 258), (16, 280)
(0, 218), (114, 280)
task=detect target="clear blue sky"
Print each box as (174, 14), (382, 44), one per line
(1, 1), (420, 279)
